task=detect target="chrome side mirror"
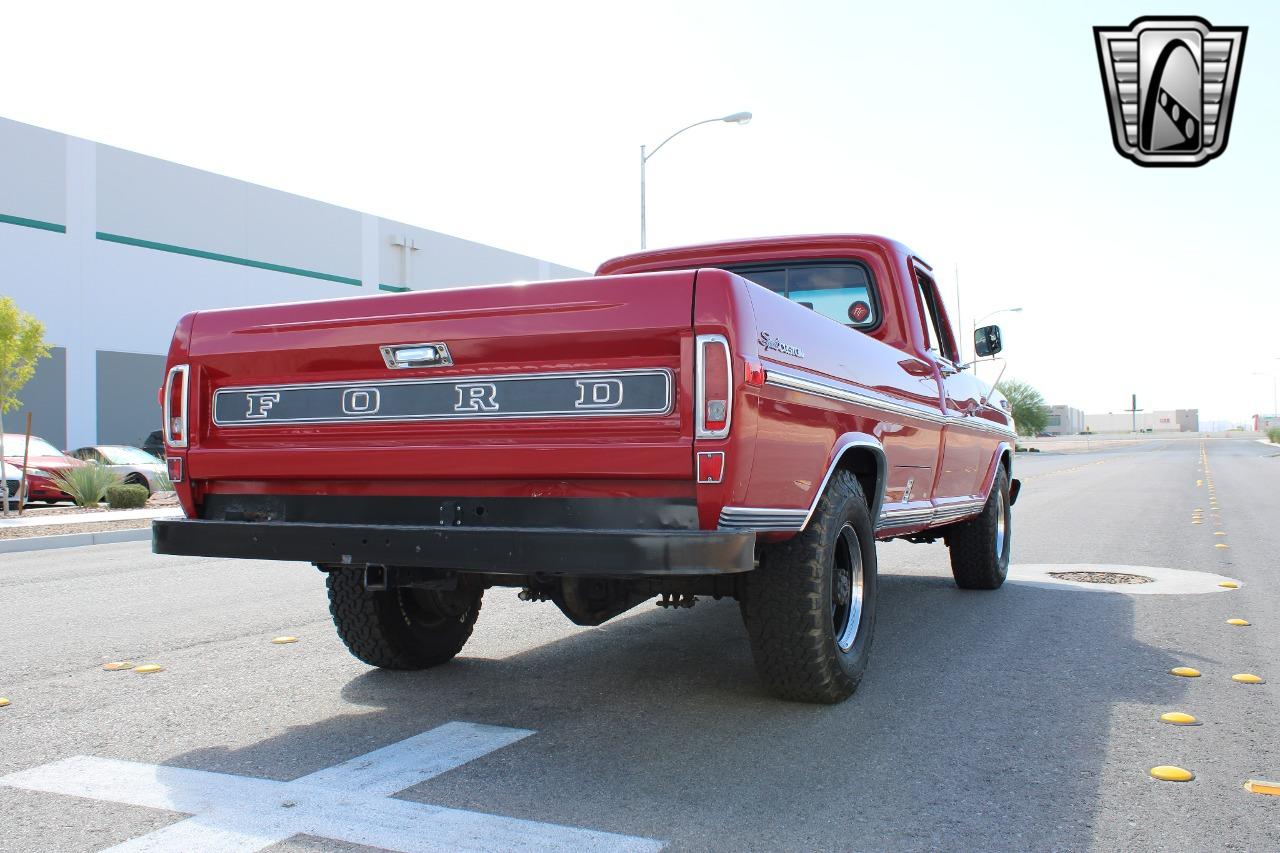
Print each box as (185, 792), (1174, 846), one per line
(974, 324), (1003, 357)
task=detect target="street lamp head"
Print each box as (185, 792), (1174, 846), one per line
(722, 111), (753, 124)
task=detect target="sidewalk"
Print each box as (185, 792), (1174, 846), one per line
(0, 506), (182, 555)
(0, 506), (181, 529)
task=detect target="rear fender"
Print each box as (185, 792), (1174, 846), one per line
(807, 433), (887, 530)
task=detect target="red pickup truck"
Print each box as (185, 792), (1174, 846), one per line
(154, 234), (1019, 703)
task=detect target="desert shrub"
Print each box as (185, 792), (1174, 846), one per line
(1268, 427), (1280, 444)
(105, 483), (149, 509)
(152, 469), (173, 492)
(50, 463), (123, 507)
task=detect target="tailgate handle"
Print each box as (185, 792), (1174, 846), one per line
(380, 342), (454, 369)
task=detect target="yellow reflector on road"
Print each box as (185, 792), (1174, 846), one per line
(1232, 673), (1263, 684)
(1218, 581), (1239, 589)
(1150, 765), (1194, 782)
(1245, 779), (1280, 796)
(102, 661), (134, 671)
(1160, 712), (1198, 725)
(1227, 618), (1250, 626)
(132, 664), (164, 674)
(1170, 667), (1202, 678)
(1215, 543), (1229, 549)
(271, 636), (299, 644)
(0, 697), (9, 707)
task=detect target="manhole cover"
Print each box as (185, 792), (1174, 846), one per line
(1048, 571), (1153, 585)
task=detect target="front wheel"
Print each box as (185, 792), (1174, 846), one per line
(739, 470), (879, 704)
(326, 569), (482, 669)
(947, 468), (1012, 590)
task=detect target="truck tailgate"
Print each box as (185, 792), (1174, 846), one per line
(182, 272), (695, 485)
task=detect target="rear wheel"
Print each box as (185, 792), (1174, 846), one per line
(326, 569), (482, 669)
(739, 470), (879, 704)
(947, 468), (1012, 590)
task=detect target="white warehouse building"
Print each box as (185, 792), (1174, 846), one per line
(1084, 410), (1199, 433)
(0, 116), (583, 450)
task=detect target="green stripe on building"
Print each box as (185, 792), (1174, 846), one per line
(378, 283), (410, 292)
(0, 213), (66, 233)
(95, 232), (362, 286)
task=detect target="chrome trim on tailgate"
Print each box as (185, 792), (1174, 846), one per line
(212, 368), (673, 426)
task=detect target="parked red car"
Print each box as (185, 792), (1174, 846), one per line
(1, 433), (86, 504)
(154, 234), (1019, 703)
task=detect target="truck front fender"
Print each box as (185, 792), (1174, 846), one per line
(980, 442), (1016, 504)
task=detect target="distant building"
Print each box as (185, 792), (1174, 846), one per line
(0, 116), (584, 449)
(1253, 415), (1280, 431)
(1084, 409), (1199, 433)
(1043, 405), (1084, 435)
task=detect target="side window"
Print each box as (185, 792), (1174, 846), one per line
(913, 271), (956, 363)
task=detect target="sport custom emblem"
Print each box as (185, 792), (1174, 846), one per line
(1094, 17), (1247, 167)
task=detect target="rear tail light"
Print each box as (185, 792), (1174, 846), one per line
(163, 364), (190, 448)
(695, 334), (732, 439)
(167, 456), (183, 483)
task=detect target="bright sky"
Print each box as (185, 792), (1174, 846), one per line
(2, 1), (1277, 426)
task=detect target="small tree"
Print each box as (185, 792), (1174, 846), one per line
(995, 378), (1050, 437)
(0, 297), (53, 515)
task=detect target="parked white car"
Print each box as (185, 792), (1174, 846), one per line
(70, 445), (169, 494)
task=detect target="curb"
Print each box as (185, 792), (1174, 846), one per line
(0, 527), (152, 554)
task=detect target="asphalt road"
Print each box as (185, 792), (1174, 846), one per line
(1, 436), (1277, 851)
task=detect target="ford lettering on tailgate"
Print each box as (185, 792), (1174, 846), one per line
(212, 369), (672, 426)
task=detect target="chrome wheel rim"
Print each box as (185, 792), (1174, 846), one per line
(995, 489), (1008, 558)
(831, 523), (864, 652)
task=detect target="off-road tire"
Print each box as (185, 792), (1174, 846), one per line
(739, 470), (878, 704)
(326, 569), (482, 669)
(947, 467), (1011, 590)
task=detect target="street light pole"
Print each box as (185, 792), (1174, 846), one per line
(640, 144), (647, 251)
(640, 111), (752, 249)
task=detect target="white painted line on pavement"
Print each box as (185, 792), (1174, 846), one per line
(295, 720), (534, 796)
(0, 721), (664, 853)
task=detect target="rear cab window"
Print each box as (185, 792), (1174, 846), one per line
(724, 262), (880, 331)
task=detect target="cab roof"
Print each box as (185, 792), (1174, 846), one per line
(596, 234), (923, 276)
